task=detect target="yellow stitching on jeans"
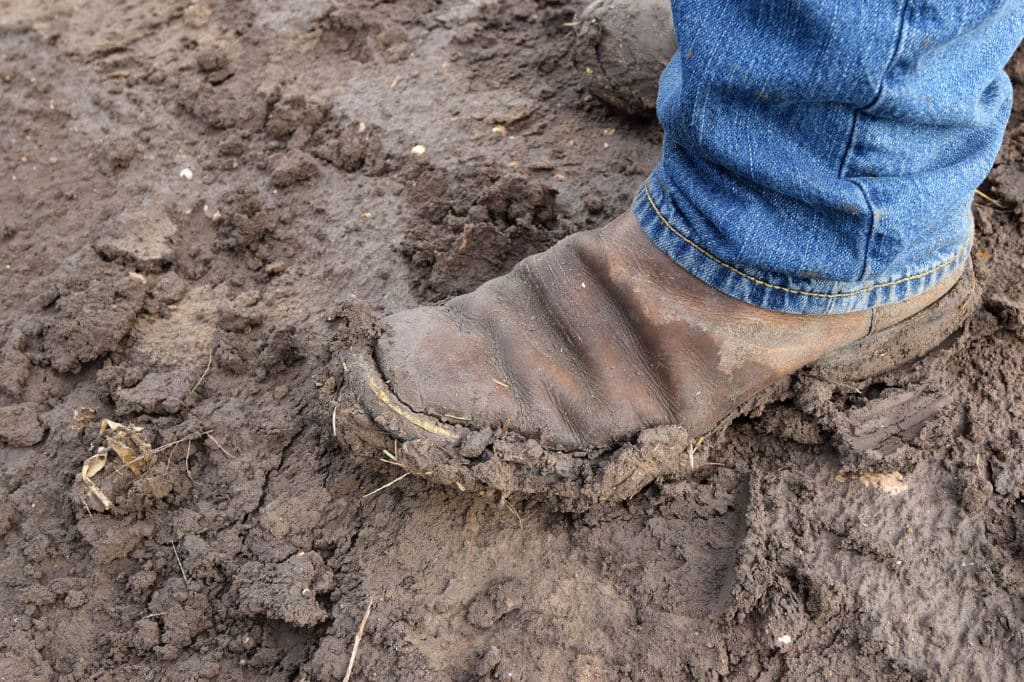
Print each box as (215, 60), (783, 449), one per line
(643, 183), (966, 300)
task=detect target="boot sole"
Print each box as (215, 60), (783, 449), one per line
(809, 261), (978, 382)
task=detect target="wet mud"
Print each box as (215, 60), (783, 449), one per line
(1, 1), (1022, 679)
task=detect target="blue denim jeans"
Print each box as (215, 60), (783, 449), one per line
(634, 1), (1023, 314)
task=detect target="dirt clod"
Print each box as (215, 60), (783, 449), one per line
(94, 204), (178, 273)
(236, 552), (334, 627)
(0, 403), (45, 447)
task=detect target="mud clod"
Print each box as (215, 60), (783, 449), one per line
(265, 94), (327, 140)
(94, 204), (178, 273)
(270, 150), (321, 188)
(236, 552), (334, 627)
(27, 255), (146, 373)
(114, 371), (191, 415)
(400, 168), (565, 300)
(0, 403), (45, 447)
(309, 115), (394, 175)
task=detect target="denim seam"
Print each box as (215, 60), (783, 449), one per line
(840, 0), (913, 280)
(642, 182), (966, 300)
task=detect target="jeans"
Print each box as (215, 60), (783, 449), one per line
(634, 1), (1023, 314)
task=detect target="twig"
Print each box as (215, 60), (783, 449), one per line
(207, 434), (236, 459)
(362, 472), (410, 498)
(184, 441), (195, 482)
(189, 347), (214, 396)
(171, 541), (189, 589)
(164, 442), (175, 473)
(503, 499), (524, 529)
(688, 435), (706, 470)
(974, 188), (1006, 208)
(152, 430), (212, 454)
(342, 600), (374, 682)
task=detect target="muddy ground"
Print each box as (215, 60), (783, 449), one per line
(0, 1), (1022, 679)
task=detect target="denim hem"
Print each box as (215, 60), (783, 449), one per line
(633, 177), (972, 316)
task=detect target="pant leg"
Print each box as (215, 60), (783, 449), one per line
(634, 0), (1024, 314)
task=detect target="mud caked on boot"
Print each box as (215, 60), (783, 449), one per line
(572, 0), (677, 116)
(336, 211), (977, 504)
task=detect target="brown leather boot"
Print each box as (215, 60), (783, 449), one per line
(573, 0), (676, 116)
(338, 212), (976, 503)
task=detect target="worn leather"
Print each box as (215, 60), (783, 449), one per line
(376, 212), (960, 451)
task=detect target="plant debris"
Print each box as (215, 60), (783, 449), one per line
(77, 418), (156, 511)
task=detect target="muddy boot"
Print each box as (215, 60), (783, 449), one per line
(573, 0), (677, 116)
(338, 212), (976, 504)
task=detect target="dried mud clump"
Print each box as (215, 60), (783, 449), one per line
(315, 8), (381, 62)
(214, 187), (278, 249)
(113, 370), (192, 416)
(94, 204), (178, 273)
(309, 114), (397, 176)
(0, 403), (45, 447)
(400, 165), (569, 300)
(23, 252), (146, 373)
(176, 79), (267, 132)
(265, 93), (328, 140)
(235, 551), (334, 627)
(270, 150), (321, 188)
(0, 340), (32, 399)
(195, 44), (234, 85)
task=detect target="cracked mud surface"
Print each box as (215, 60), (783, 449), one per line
(1, 1), (1022, 679)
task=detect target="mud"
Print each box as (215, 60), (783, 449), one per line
(573, 0), (676, 117)
(0, 1), (1022, 679)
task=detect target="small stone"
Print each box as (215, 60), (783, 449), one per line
(183, 2), (211, 28)
(477, 646), (502, 677)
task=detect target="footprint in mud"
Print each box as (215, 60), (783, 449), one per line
(781, 377), (962, 472)
(834, 387), (955, 455)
